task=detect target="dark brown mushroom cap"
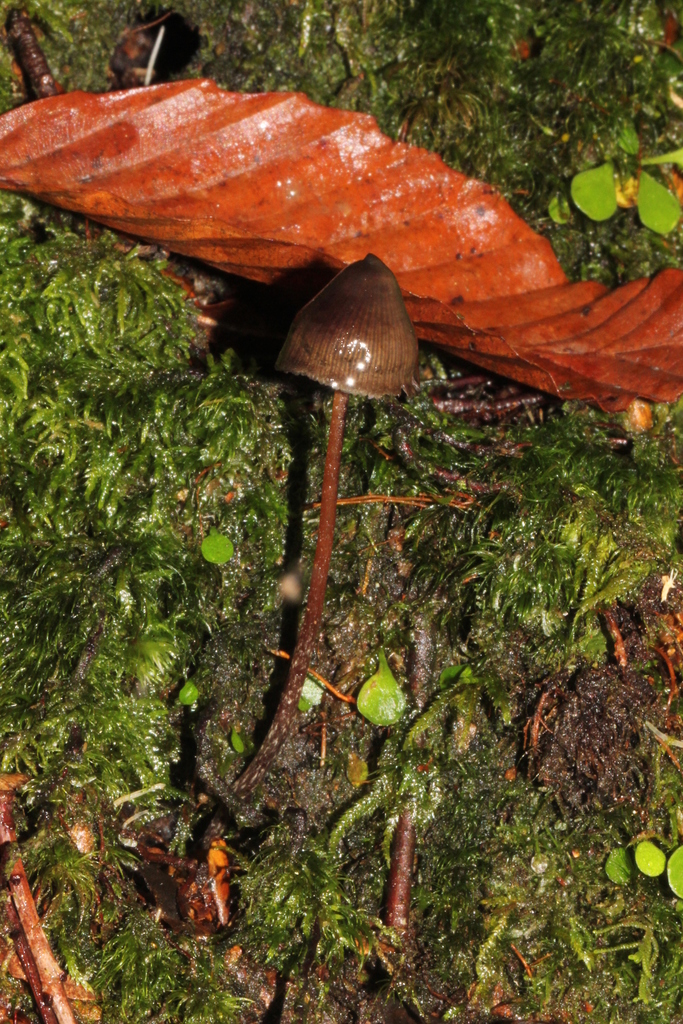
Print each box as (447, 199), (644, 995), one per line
(276, 254), (420, 398)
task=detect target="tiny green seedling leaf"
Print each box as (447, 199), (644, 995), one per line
(548, 195), (571, 224)
(618, 123), (640, 155)
(178, 681), (199, 706)
(642, 147), (683, 168)
(668, 846), (683, 897)
(634, 840), (666, 877)
(357, 650), (406, 726)
(230, 727), (245, 753)
(201, 528), (234, 564)
(605, 847), (633, 885)
(298, 674), (324, 712)
(570, 162), (617, 221)
(637, 171), (681, 234)
(439, 664), (474, 689)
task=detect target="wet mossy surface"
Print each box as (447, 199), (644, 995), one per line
(4, 3), (683, 1023)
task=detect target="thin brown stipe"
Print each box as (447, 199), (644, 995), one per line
(234, 390), (349, 797)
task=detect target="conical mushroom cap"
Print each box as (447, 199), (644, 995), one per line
(276, 254), (420, 398)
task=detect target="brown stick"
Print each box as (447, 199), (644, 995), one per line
(510, 943), (534, 979)
(656, 645), (680, 713)
(6, 11), (58, 99)
(8, 861), (77, 1024)
(603, 608), (627, 668)
(384, 811), (416, 932)
(0, 792), (17, 844)
(234, 390), (349, 797)
(267, 652), (356, 704)
(6, 901), (58, 1024)
(308, 492), (475, 512)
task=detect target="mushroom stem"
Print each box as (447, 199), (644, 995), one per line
(234, 390), (349, 798)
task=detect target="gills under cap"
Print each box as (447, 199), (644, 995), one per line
(276, 254), (420, 398)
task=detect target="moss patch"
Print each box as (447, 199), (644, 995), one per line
(3, 3), (683, 1023)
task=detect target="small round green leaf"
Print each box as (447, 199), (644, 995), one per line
(357, 650), (406, 726)
(230, 727), (245, 753)
(548, 195), (571, 224)
(637, 171), (681, 234)
(201, 528), (234, 564)
(178, 681), (199, 706)
(618, 123), (639, 155)
(634, 840), (666, 877)
(605, 847), (632, 885)
(668, 846), (683, 897)
(570, 162), (617, 221)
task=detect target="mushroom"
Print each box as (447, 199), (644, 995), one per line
(233, 253), (419, 798)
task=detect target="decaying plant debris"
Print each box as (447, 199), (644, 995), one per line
(4, 3), (683, 1024)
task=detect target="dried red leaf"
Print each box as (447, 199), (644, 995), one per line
(0, 80), (562, 300)
(0, 79), (682, 409)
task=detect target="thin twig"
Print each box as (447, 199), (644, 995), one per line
(308, 492), (474, 511)
(8, 861), (77, 1024)
(266, 649), (356, 703)
(511, 943), (534, 979)
(531, 690), (553, 751)
(359, 437), (395, 460)
(6, 901), (58, 1024)
(0, 791), (76, 1024)
(645, 720), (683, 749)
(528, 953), (552, 968)
(645, 721), (683, 776)
(656, 646), (679, 713)
(132, 11), (173, 33)
(603, 609), (627, 668)
(307, 668), (356, 704)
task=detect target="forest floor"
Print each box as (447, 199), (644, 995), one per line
(2, 2), (683, 1023)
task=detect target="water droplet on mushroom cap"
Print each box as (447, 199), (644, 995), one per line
(276, 254), (419, 398)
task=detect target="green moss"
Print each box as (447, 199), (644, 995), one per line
(3, 2), (683, 1022)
